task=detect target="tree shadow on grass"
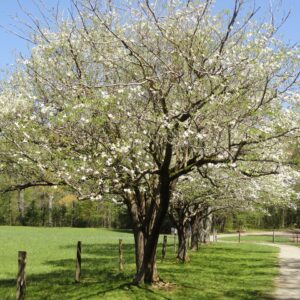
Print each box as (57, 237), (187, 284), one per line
(0, 243), (276, 300)
(158, 244), (277, 300)
(0, 243), (171, 300)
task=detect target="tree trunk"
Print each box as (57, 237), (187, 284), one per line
(137, 249), (159, 284)
(123, 164), (173, 285)
(18, 190), (25, 225)
(177, 224), (189, 262)
(190, 206), (213, 248)
(281, 209), (285, 229)
(133, 215), (162, 284)
(133, 227), (145, 275)
(220, 217), (226, 233)
(131, 221), (161, 284)
(131, 176), (171, 284)
(190, 214), (202, 250)
(203, 207), (212, 243)
(161, 235), (167, 261)
(48, 194), (53, 227)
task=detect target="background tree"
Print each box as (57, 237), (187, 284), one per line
(170, 165), (298, 262)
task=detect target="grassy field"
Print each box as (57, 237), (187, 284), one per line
(0, 226), (279, 300)
(219, 234), (294, 244)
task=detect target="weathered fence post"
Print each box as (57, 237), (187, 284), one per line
(272, 230), (275, 243)
(161, 235), (167, 261)
(119, 239), (124, 271)
(238, 231), (241, 243)
(16, 251), (26, 300)
(75, 241), (81, 283)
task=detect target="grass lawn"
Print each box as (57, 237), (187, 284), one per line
(219, 234), (294, 244)
(0, 226), (278, 299)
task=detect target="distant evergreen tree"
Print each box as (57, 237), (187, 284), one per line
(24, 200), (40, 226)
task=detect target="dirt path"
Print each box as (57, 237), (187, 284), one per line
(272, 244), (300, 300)
(217, 232), (300, 299)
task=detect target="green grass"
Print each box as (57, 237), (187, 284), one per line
(0, 226), (279, 299)
(219, 234), (294, 244)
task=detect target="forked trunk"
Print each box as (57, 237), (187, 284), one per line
(177, 225), (189, 262)
(202, 207), (212, 243)
(190, 206), (213, 248)
(127, 206), (162, 284)
(133, 200), (168, 284)
(125, 161), (173, 285)
(133, 228), (145, 275)
(190, 232), (199, 250)
(190, 214), (202, 250)
(132, 175), (171, 284)
(133, 229), (159, 283)
(135, 244), (159, 284)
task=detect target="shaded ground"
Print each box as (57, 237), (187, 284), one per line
(0, 226), (278, 299)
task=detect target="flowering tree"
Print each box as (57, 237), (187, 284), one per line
(170, 165), (299, 262)
(1, 0), (300, 284)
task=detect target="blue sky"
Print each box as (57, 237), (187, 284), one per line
(0, 0), (300, 71)
(0, 0), (72, 71)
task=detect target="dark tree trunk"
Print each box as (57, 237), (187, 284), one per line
(190, 206), (213, 249)
(168, 203), (190, 262)
(218, 216), (226, 233)
(127, 199), (160, 284)
(132, 221), (161, 284)
(161, 235), (167, 261)
(177, 223), (189, 262)
(133, 227), (145, 275)
(134, 199), (169, 283)
(190, 213), (202, 250)
(137, 247), (159, 284)
(128, 173), (171, 284)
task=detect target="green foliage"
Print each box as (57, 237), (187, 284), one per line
(0, 227), (278, 299)
(0, 193), (13, 225)
(0, 188), (131, 229)
(52, 204), (67, 227)
(23, 200), (40, 226)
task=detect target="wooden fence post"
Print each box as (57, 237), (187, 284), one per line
(119, 239), (124, 271)
(272, 230), (275, 243)
(162, 235), (167, 261)
(75, 241), (81, 283)
(16, 251), (26, 300)
(238, 231), (241, 243)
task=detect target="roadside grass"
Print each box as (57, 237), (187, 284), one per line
(0, 226), (278, 299)
(219, 234), (294, 244)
